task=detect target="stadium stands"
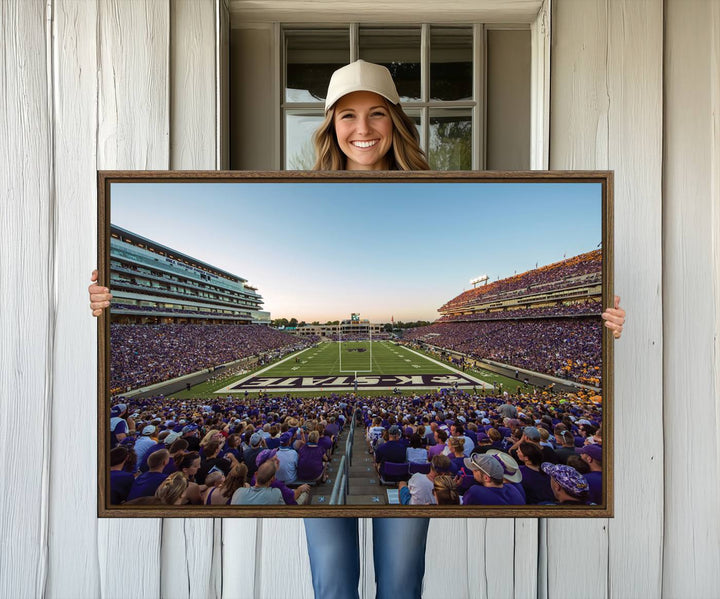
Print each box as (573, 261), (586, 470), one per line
(400, 250), (603, 387)
(439, 250), (602, 321)
(108, 388), (602, 506)
(403, 319), (601, 386)
(110, 324), (317, 392)
(110, 225), (270, 325)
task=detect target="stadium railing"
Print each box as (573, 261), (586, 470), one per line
(329, 409), (359, 505)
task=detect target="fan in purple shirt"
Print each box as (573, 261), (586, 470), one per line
(127, 449), (170, 501)
(297, 431), (329, 482)
(109, 445), (136, 505)
(517, 442), (555, 504)
(461, 453), (524, 506)
(578, 444), (603, 504)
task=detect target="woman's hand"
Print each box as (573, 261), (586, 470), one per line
(602, 295), (625, 339)
(89, 269), (112, 316)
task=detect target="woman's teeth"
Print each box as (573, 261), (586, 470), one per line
(351, 140), (378, 148)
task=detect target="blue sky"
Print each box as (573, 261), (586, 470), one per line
(110, 181), (602, 322)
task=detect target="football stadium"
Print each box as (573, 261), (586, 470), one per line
(108, 220), (604, 508)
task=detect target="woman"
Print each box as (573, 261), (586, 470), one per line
(212, 463), (249, 505)
(223, 433), (244, 464)
(155, 472), (189, 506)
(197, 438), (232, 485)
(446, 436), (466, 475)
(200, 471), (225, 505)
(432, 475), (460, 506)
(301, 59), (433, 599)
(177, 451), (203, 504)
(89, 59), (625, 599)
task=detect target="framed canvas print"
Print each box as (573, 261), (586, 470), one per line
(97, 171), (613, 518)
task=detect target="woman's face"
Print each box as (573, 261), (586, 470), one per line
(186, 458), (201, 476)
(333, 91), (393, 170)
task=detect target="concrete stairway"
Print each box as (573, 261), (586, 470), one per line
(310, 420), (388, 505)
(344, 423), (387, 505)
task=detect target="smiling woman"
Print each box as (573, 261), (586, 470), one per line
(334, 91), (394, 170)
(311, 60), (429, 171)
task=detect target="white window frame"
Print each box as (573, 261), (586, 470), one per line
(235, 1), (551, 170)
(281, 23), (488, 170)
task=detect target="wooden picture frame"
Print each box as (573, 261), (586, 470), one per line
(98, 170), (613, 518)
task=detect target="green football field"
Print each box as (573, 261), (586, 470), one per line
(166, 341), (536, 399)
(255, 340), (453, 376)
(213, 340), (495, 395)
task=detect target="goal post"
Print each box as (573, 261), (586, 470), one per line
(338, 328), (373, 373)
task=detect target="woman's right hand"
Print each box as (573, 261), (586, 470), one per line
(89, 269), (112, 316)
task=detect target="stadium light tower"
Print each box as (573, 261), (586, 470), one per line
(469, 274), (489, 288)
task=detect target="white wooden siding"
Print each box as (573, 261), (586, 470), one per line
(549, 5), (611, 593)
(663, 1), (720, 597)
(96, 1), (169, 596)
(0, 2), (53, 598)
(48, 0), (101, 596)
(1, 1), (718, 598)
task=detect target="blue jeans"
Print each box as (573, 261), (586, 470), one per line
(303, 517), (430, 599)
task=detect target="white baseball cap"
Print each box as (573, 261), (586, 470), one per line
(324, 60), (400, 112)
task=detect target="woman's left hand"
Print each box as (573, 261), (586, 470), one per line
(602, 295), (625, 339)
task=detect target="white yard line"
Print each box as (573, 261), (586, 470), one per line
(214, 345), (316, 394)
(399, 345), (494, 390)
(216, 342), (494, 393)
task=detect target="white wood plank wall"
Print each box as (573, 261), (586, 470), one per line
(95, 0), (168, 595)
(663, 1), (720, 597)
(549, 5), (612, 593)
(550, 2), (665, 599)
(0, 2), (53, 598)
(1, 1), (719, 598)
(48, 0), (101, 597)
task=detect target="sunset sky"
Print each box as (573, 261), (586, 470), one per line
(110, 180), (602, 322)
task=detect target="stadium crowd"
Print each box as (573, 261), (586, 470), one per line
(440, 250), (602, 313)
(112, 302), (252, 319)
(110, 324), (318, 392)
(436, 299), (602, 323)
(109, 387), (603, 508)
(403, 318), (602, 386)
(109, 394), (352, 506)
(360, 388), (603, 506)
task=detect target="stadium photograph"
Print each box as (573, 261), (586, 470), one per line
(102, 174), (609, 516)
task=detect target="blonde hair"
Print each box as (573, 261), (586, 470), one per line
(448, 436), (465, 451)
(312, 100), (429, 171)
(221, 463), (249, 499)
(200, 429), (221, 449)
(155, 472), (188, 505)
(433, 475), (460, 505)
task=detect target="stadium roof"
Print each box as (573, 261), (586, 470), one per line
(110, 224), (248, 284)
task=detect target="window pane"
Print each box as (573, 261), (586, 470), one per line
(359, 28), (421, 102)
(402, 109), (423, 149)
(286, 30), (350, 103)
(285, 112), (324, 169)
(430, 27), (473, 101)
(429, 109), (472, 170)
